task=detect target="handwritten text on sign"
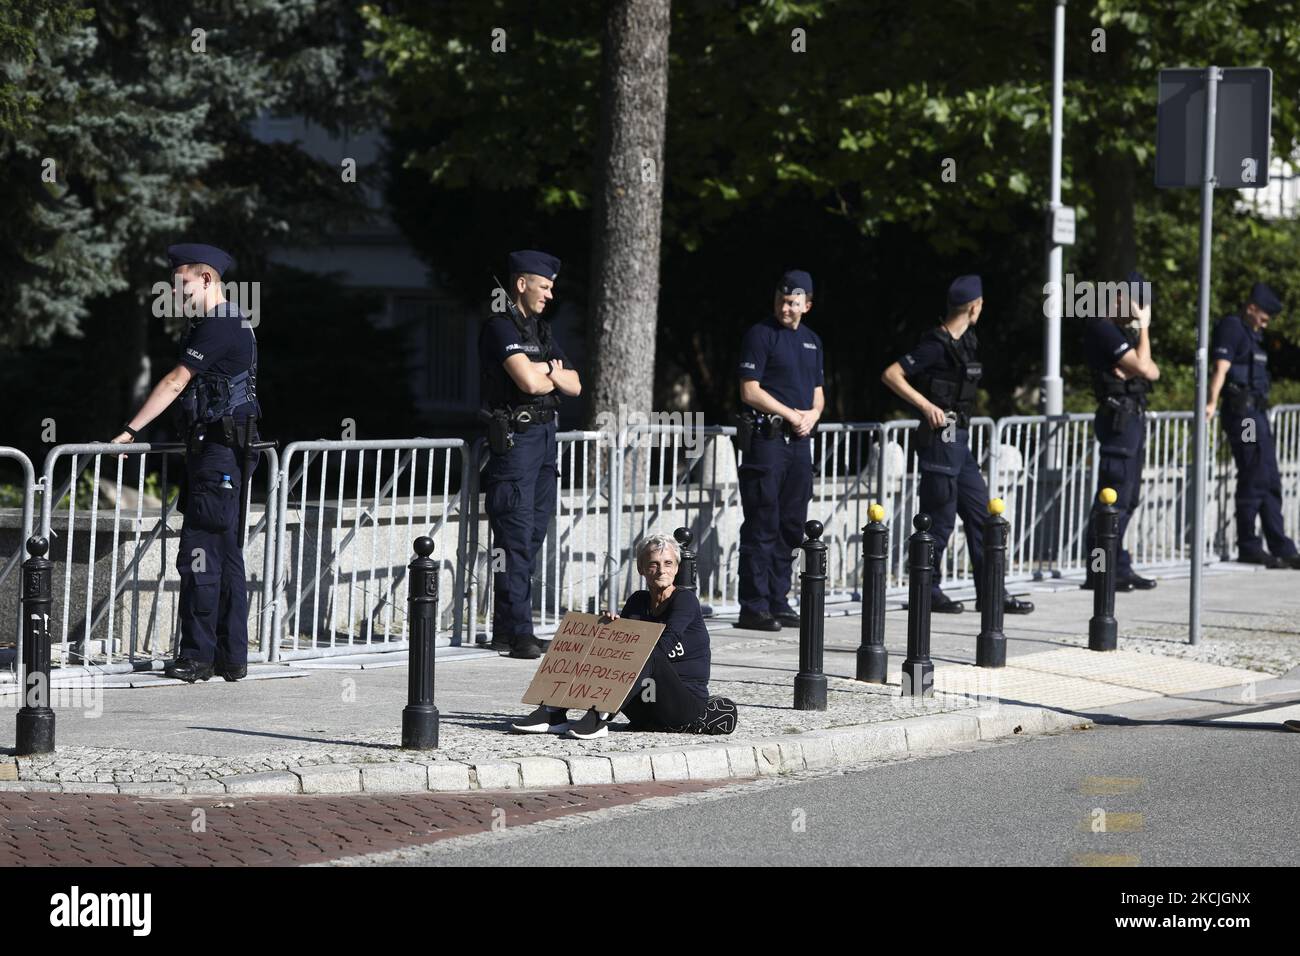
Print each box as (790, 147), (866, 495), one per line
(521, 612), (663, 710)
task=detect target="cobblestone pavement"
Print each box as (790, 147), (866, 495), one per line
(0, 780), (722, 866)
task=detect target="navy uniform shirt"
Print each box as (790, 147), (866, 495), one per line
(619, 588), (710, 700)
(737, 317), (824, 411)
(177, 302), (258, 421)
(478, 314), (571, 410)
(1212, 314), (1270, 397)
(1083, 318), (1133, 373)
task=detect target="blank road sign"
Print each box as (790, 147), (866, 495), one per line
(1155, 68), (1271, 189)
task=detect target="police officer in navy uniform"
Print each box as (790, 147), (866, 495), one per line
(1207, 282), (1300, 568)
(735, 270), (824, 631)
(881, 275), (1034, 615)
(1082, 271), (1161, 591)
(479, 250), (582, 658)
(111, 243), (260, 682)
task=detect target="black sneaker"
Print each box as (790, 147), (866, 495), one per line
(165, 658), (214, 683)
(217, 664), (247, 682)
(737, 610), (781, 632)
(510, 704), (570, 734)
(1003, 595), (1034, 614)
(565, 709), (612, 739)
(1117, 573), (1157, 590)
(772, 606), (801, 628)
(509, 636), (543, 660)
(930, 592), (964, 614)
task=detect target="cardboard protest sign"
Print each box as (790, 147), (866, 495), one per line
(522, 612), (664, 711)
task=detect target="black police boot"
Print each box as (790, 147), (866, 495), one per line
(1003, 595), (1035, 615)
(1237, 552), (1284, 569)
(1284, 555), (1300, 570)
(218, 664), (248, 682)
(737, 610), (781, 632)
(489, 635), (513, 653)
(930, 592), (964, 614)
(1118, 573), (1157, 590)
(509, 636), (543, 660)
(772, 606), (801, 628)
(166, 657), (214, 683)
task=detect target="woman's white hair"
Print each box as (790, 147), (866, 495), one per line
(636, 533), (680, 573)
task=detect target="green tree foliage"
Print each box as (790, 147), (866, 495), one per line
(366, 0), (1300, 422)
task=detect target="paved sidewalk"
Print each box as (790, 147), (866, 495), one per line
(0, 562), (1293, 795)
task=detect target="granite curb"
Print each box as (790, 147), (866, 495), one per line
(2, 704), (1090, 797)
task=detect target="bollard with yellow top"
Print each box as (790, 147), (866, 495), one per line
(1088, 487), (1120, 652)
(857, 502), (889, 683)
(976, 497), (1008, 668)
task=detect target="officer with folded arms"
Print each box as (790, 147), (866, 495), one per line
(1082, 270), (1160, 592)
(110, 243), (260, 682)
(1207, 281), (1300, 568)
(478, 250), (582, 658)
(734, 269), (824, 632)
(881, 274), (1033, 615)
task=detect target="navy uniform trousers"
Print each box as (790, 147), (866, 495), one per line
(484, 420), (558, 640)
(738, 432), (813, 616)
(917, 429), (988, 599)
(1085, 412), (1145, 579)
(176, 440), (253, 668)
(1223, 409), (1297, 559)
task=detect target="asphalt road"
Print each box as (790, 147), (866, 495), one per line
(369, 703), (1299, 867)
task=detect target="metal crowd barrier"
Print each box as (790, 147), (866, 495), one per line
(32, 442), (278, 675)
(270, 438), (468, 661)
(0, 447), (36, 683)
(1269, 404), (1300, 545)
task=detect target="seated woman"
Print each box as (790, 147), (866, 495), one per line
(511, 533), (737, 739)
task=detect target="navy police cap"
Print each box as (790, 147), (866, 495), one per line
(779, 270), (813, 296)
(167, 243), (234, 277)
(508, 250), (561, 280)
(1249, 281), (1283, 315)
(948, 274), (982, 307)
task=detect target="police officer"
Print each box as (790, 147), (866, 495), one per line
(1082, 271), (1160, 591)
(735, 270), (824, 631)
(881, 275), (1034, 615)
(110, 243), (260, 682)
(1207, 282), (1300, 568)
(479, 250), (582, 658)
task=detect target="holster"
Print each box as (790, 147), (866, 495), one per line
(1102, 396), (1137, 434)
(480, 409), (514, 455)
(1223, 384), (1256, 416)
(733, 412), (754, 454)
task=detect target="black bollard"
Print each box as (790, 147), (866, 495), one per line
(402, 536), (440, 749)
(901, 514), (935, 698)
(857, 503), (889, 683)
(976, 498), (1008, 668)
(1088, 488), (1119, 652)
(673, 527), (697, 593)
(794, 520), (827, 710)
(15, 536), (55, 755)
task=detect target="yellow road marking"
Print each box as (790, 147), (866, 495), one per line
(1073, 853), (1140, 867)
(1081, 776), (1143, 795)
(1078, 812), (1144, 832)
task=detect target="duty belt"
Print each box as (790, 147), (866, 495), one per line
(509, 406), (555, 428)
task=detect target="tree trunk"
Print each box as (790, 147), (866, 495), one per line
(587, 0), (671, 429)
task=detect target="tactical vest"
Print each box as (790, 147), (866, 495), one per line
(480, 313), (558, 412)
(914, 327), (982, 419)
(177, 317), (258, 431)
(1226, 318), (1270, 398)
(1091, 324), (1151, 408)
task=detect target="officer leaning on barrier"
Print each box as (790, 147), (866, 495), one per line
(110, 243), (260, 683)
(881, 274), (1033, 616)
(734, 270), (824, 632)
(1206, 282), (1300, 569)
(478, 250), (582, 659)
(1082, 270), (1161, 592)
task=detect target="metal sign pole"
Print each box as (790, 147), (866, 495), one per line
(1189, 66), (1222, 647)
